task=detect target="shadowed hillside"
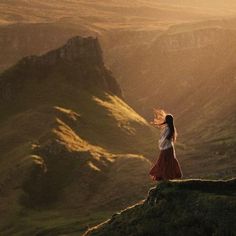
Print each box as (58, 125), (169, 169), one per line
(0, 36), (158, 235)
(85, 178), (236, 236)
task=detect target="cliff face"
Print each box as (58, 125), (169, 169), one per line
(123, 26), (236, 114)
(106, 23), (236, 180)
(0, 35), (122, 103)
(0, 23), (87, 71)
(85, 179), (236, 236)
(20, 36), (103, 66)
(154, 28), (236, 51)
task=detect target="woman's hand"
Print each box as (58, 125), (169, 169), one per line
(150, 120), (158, 127)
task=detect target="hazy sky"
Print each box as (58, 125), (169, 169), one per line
(157, 0), (236, 8)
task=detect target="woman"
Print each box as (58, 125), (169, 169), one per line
(149, 109), (183, 181)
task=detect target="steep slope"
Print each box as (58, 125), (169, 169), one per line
(0, 36), (158, 235)
(85, 178), (236, 236)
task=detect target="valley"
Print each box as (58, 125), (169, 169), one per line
(0, 1), (235, 235)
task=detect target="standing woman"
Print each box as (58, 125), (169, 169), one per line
(149, 109), (183, 181)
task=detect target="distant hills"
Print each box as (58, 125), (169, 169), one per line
(0, 0), (227, 71)
(0, 0), (220, 26)
(0, 1), (235, 234)
(109, 20), (236, 178)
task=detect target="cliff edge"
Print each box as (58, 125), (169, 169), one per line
(85, 178), (236, 236)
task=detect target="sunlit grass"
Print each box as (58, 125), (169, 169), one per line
(93, 94), (148, 125)
(54, 106), (80, 121)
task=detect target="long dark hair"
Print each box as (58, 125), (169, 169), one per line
(165, 114), (177, 142)
(152, 109), (177, 141)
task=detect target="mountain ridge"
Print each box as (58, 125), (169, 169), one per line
(0, 36), (122, 105)
(0, 35), (158, 234)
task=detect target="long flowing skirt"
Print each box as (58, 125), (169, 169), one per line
(149, 146), (183, 181)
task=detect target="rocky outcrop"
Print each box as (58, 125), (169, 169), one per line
(19, 36), (104, 67)
(85, 179), (236, 236)
(152, 28), (236, 52)
(0, 35), (122, 102)
(0, 23), (83, 71)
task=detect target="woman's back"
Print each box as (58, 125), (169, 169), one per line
(159, 125), (173, 150)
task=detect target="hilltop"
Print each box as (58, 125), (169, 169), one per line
(85, 178), (236, 236)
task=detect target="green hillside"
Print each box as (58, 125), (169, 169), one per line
(0, 2), (235, 234)
(0, 36), (158, 235)
(85, 178), (236, 236)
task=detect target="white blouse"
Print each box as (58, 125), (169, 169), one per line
(159, 125), (174, 150)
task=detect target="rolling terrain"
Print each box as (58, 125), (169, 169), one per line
(0, 1), (236, 235)
(0, 36), (158, 235)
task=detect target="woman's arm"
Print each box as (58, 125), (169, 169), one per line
(150, 120), (159, 128)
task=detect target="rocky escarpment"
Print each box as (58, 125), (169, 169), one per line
(153, 28), (236, 51)
(0, 35), (122, 103)
(19, 36), (103, 66)
(85, 179), (236, 236)
(109, 22), (236, 179)
(122, 26), (236, 119)
(0, 22), (85, 71)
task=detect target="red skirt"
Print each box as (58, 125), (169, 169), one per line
(149, 146), (183, 181)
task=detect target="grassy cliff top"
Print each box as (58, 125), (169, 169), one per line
(85, 178), (236, 236)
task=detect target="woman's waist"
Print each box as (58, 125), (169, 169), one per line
(159, 144), (175, 152)
(159, 139), (174, 150)
(159, 139), (173, 145)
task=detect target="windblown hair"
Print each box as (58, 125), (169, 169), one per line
(152, 109), (177, 142)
